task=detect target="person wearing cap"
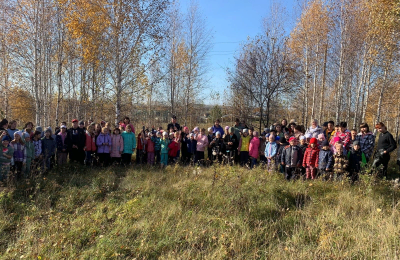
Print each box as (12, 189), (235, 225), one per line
(167, 115), (181, 132)
(224, 127), (239, 163)
(238, 129), (251, 167)
(355, 123), (375, 161)
(0, 135), (14, 184)
(374, 122), (397, 177)
(281, 136), (303, 180)
(302, 138), (320, 180)
(347, 140), (367, 182)
(318, 140), (333, 179)
(67, 119), (86, 164)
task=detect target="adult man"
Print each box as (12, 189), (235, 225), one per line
(167, 115), (181, 132)
(356, 123), (375, 161)
(232, 118), (242, 139)
(374, 122), (397, 177)
(324, 121), (335, 142)
(211, 119), (224, 135)
(67, 119), (86, 164)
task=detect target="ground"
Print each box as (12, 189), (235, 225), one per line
(0, 162), (400, 259)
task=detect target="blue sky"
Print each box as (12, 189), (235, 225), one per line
(179, 0), (299, 104)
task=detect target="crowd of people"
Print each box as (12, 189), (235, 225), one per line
(0, 115), (398, 186)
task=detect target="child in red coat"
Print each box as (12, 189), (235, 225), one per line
(168, 137), (180, 164)
(302, 138), (320, 179)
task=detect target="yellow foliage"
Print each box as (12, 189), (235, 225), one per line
(9, 88), (36, 124)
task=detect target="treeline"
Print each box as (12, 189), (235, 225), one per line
(228, 0), (400, 135)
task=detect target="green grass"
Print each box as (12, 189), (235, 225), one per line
(0, 163), (400, 259)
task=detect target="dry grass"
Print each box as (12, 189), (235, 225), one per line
(0, 163), (400, 259)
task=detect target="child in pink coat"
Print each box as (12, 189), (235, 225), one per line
(145, 132), (155, 165)
(110, 128), (124, 165)
(249, 131), (260, 168)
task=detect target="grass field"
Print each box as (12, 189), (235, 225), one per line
(0, 162), (400, 259)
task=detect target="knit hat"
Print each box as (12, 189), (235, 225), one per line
(162, 132), (168, 136)
(2, 135), (11, 142)
(45, 128), (52, 134)
(61, 125), (67, 129)
(353, 140), (360, 146)
(229, 127), (234, 133)
(148, 132), (152, 137)
(289, 137), (295, 142)
(310, 138), (318, 144)
(333, 137), (341, 143)
(216, 131), (221, 136)
(208, 127), (213, 132)
(183, 126), (188, 131)
(79, 120), (85, 126)
(35, 126), (43, 133)
(193, 127), (200, 132)
(322, 140), (329, 147)
(225, 126), (230, 130)
(299, 136), (306, 140)
(243, 129), (248, 133)
(156, 131), (161, 136)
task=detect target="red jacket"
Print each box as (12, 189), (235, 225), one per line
(84, 132), (96, 152)
(303, 146), (320, 167)
(168, 140), (179, 157)
(145, 138), (155, 153)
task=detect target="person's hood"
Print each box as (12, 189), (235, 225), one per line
(357, 132), (373, 136)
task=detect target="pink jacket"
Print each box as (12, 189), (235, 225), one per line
(145, 138), (155, 153)
(196, 134), (209, 152)
(110, 134), (124, 157)
(249, 137), (260, 158)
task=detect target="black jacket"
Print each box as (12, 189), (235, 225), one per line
(224, 133), (238, 151)
(167, 123), (181, 132)
(377, 131), (397, 154)
(67, 127), (86, 149)
(281, 145), (302, 167)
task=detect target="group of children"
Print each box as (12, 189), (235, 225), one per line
(0, 116), (379, 185)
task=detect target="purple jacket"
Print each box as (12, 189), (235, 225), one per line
(96, 133), (112, 154)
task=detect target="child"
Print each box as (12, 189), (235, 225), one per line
(136, 131), (146, 164)
(96, 127), (112, 167)
(238, 129), (251, 167)
(153, 132), (161, 164)
(145, 132), (155, 165)
(110, 128), (124, 165)
(11, 132), (27, 179)
(41, 129), (56, 171)
(195, 128), (209, 164)
(265, 135), (278, 171)
(186, 133), (197, 164)
(32, 131), (43, 171)
(302, 138), (319, 180)
(318, 140), (333, 179)
(174, 131), (181, 161)
(0, 135), (14, 184)
(258, 134), (267, 165)
(249, 131), (260, 169)
(281, 137), (303, 180)
(160, 132), (170, 167)
(347, 140), (366, 182)
(23, 133), (34, 178)
(210, 131), (224, 163)
(333, 145), (348, 180)
(276, 136), (288, 173)
(121, 125), (136, 165)
(317, 133), (325, 146)
(168, 133), (180, 164)
(56, 125), (70, 166)
(83, 124), (96, 166)
(330, 136), (342, 154)
(350, 129), (357, 147)
(207, 127), (214, 161)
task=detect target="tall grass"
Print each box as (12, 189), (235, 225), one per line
(0, 163), (399, 259)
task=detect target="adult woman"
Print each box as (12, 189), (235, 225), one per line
(305, 119), (323, 139)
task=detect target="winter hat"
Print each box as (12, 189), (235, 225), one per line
(13, 131), (21, 137)
(317, 133), (325, 140)
(156, 131), (161, 136)
(216, 131), (221, 136)
(243, 129), (248, 133)
(275, 135), (281, 141)
(2, 135), (11, 142)
(35, 126), (43, 133)
(45, 128), (52, 134)
(162, 132), (168, 136)
(333, 137), (341, 143)
(289, 137), (296, 142)
(322, 140), (329, 147)
(79, 120), (85, 126)
(229, 127), (234, 133)
(305, 133), (311, 139)
(46, 127), (52, 132)
(299, 136), (306, 141)
(189, 133), (194, 137)
(310, 138), (318, 144)
(208, 127), (213, 132)
(225, 126), (230, 130)
(183, 126), (188, 131)
(61, 125), (67, 129)
(148, 132), (152, 137)
(353, 140), (360, 146)
(193, 127), (200, 132)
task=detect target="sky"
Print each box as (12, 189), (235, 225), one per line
(179, 0), (299, 105)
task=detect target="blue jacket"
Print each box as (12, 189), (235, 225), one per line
(41, 137), (56, 157)
(211, 125), (224, 135)
(318, 149), (333, 170)
(265, 142), (278, 158)
(56, 133), (69, 152)
(186, 139), (197, 154)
